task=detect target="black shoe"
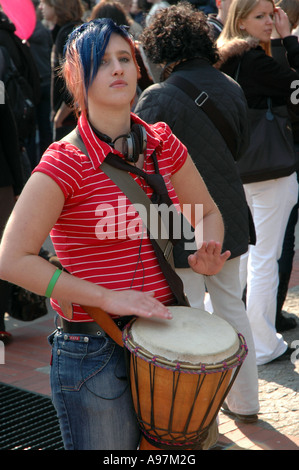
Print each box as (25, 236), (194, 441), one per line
(276, 312), (297, 332)
(0, 330), (13, 345)
(268, 346), (295, 363)
(221, 403), (258, 423)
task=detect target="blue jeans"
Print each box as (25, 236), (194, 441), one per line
(48, 329), (141, 450)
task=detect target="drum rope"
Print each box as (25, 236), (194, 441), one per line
(134, 361), (216, 450)
(149, 359), (156, 432)
(123, 330), (248, 374)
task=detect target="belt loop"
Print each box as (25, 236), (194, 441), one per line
(54, 313), (61, 330)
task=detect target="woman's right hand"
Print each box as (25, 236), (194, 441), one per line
(101, 289), (173, 320)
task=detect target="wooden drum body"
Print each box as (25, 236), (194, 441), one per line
(122, 307), (247, 450)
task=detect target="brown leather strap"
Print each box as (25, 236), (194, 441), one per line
(82, 305), (124, 347)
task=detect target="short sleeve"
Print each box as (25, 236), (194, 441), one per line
(32, 142), (84, 199)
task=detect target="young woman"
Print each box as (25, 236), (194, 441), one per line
(216, 0), (299, 365)
(0, 19), (230, 450)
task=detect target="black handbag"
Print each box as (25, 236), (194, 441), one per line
(9, 285), (48, 322)
(237, 98), (299, 184)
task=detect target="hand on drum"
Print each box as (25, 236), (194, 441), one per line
(102, 288), (173, 320)
(188, 241), (231, 276)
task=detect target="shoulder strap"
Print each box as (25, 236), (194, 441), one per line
(166, 74), (238, 159)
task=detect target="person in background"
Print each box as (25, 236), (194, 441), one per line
(131, 0), (151, 26)
(119, 0), (144, 37)
(89, 0), (142, 38)
(134, 1), (259, 424)
(0, 10), (40, 175)
(208, 0), (233, 39)
(29, 0), (53, 164)
(81, 0), (97, 20)
(0, 49), (24, 345)
(188, 0), (217, 14)
(145, 0), (170, 26)
(271, 0), (299, 332)
(39, 0), (84, 141)
(216, 0), (299, 365)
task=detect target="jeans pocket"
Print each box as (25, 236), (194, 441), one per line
(86, 343), (129, 400)
(52, 332), (115, 393)
(52, 332), (130, 400)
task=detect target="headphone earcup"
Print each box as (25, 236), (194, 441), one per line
(132, 124), (147, 154)
(123, 124), (147, 162)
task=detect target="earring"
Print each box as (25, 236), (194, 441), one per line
(240, 25), (245, 30)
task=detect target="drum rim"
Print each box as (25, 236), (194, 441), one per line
(122, 319), (248, 373)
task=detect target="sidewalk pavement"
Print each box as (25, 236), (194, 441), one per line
(0, 251), (298, 450)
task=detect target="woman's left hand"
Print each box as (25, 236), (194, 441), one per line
(188, 241), (231, 276)
(274, 7), (291, 38)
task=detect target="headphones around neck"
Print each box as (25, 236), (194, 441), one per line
(95, 123), (147, 163)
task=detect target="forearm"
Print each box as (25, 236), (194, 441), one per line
(0, 247), (172, 319)
(197, 208), (225, 248)
(282, 36), (299, 70)
(0, 247), (107, 309)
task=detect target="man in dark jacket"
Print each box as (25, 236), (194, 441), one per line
(135, 2), (259, 423)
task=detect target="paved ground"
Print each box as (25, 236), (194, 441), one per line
(256, 287), (299, 437)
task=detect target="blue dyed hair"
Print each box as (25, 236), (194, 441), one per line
(64, 18), (133, 93)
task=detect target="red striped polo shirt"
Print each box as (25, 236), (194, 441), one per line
(33, 113), (187, 321)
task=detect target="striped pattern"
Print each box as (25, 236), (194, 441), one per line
(33, 113), (187, 321)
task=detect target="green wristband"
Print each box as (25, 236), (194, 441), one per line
(45, 268), (62, 298)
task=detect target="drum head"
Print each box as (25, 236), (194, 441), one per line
(130, 306), (240, 365)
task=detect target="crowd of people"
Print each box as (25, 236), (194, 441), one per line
(0, 0), (298, 450)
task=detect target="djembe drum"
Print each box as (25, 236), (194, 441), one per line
(123, 306), (247, 450)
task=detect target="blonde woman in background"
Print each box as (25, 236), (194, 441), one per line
(216, 0), (299, 365)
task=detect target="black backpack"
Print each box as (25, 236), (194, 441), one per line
(0, 45), (36, 143)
